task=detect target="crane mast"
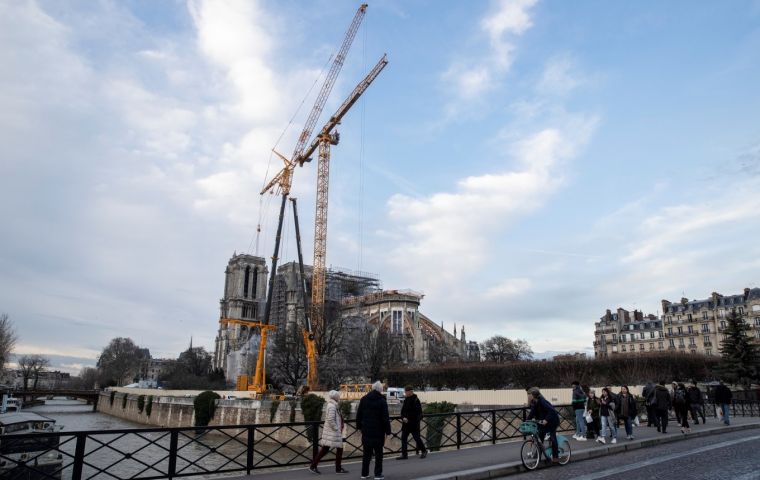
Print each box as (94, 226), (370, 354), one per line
(310, 55), (388, 359)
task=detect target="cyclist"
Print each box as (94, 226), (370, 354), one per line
(526, 387), (560, 464)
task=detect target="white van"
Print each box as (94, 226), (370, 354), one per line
(386, 387), (405, 404)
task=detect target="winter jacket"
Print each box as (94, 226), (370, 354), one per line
(319, 399), (344, 449)
(672, 386), (690, 408)
(400, 393), (423, 433)
(642, 383), (656, 405)
(687, 386), (704, 405)
(528, 395), (559, 425)
(356, 390), (392, 446)
(654, 385), (672, 411)
(714, 384), (733, 405)
(586, 397), (601, 419)
(572, 385), (586, 411)
(599, 395), (616, 421)
(618, 393), (638, 419)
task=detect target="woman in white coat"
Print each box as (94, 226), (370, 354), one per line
(309, 390), (349, 474)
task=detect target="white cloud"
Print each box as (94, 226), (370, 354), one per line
(537, 55), (586, 96)
(484, 278), (532, 299)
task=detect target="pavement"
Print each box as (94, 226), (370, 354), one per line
(229, 416), (760, 479)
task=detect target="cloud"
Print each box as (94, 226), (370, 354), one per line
(484, 278), (532, 299)
(537, 55), (588, 96)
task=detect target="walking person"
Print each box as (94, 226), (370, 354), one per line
(687, 382), (706, 425)
(651, 380), (670, 433)
(309, 390), (349, 475)
(673, 382), (691, 434)
(618, 386), (638, 440)
(596, 387), (618, 444)
(571, 381), (587, 441)
(671, 382), (682, 425)
(585, 389), (601, 440)
(356, 381), (391, 480)
(526, 387), (561, 464)
(397, 386), (428, 460)
(714, 379), (733, 426)
(642, 381), (658, 428)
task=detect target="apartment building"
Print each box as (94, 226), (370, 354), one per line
(594, 308), (664, 358)
(661, 287), (760, 355)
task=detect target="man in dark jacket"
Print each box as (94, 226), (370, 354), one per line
(527, 387), (560, 463)
(356, 381), (392, 479)
(687, 382), (705, 424)
(397, 386), (427, 460)
(642, 382), (657, 428)
(654, 380), (672, 433)
(571, 381), (587, 441)
(714, 380), (733, 426)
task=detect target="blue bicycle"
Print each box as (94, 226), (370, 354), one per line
(519, 420), (571, 470)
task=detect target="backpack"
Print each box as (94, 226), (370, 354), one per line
(674, 389), (686, 405)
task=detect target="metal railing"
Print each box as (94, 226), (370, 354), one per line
(0, 404), (577, 480)
(2, 401), (757, 480)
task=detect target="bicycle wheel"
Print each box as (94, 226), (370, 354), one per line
(520, 439), (541, 470)
(557, 437), (571, 465)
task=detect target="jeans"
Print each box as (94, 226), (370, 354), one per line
(538, 419), (559, 459)
(622, 416), (633, 436)
(721, 404), (731, 425)
(601, 416), (617, 439)
(574, 409), (587, 437)
(361, 443), (383, 478)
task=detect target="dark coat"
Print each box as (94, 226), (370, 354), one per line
(527, 395), (559, 425)
(356, 390), (392, 446)
(400, 393), (423, 433)
(654, 385), (671, 411)
(642, 383), (655, 404)
(586, 396), (601, 419)
(714, 384), (733, 404)
(687, 386), (704, 405)
(618, 393), (638, 419)
(571, 385), (586, 410)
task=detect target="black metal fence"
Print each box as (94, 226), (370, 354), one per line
(1, 401), (757, 480)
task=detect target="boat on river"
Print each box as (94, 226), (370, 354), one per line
(0, 412), (63, 480)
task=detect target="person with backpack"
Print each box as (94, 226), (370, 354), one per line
(673, 382), (691, 434)
(654, 380), (671, 433)
(596, 387), (618, 444)
(714, 380), (733, 426)
(571, 381), (587, 441)
(687, 382), (706, 425)
(642, 382), (658, 428)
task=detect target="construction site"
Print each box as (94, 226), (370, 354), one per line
(208, 5), (478, 396)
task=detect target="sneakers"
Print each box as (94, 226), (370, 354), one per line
(374, 476), (385, 480)
(611, 438), (617, 444)
(577, 436), (587, 441)
(596, 437), (606, 444)
(361, 476), (370, 479)
(308, 466), (321, 475)
(572, 434), (580, 440)
(420, 450), (428, 459)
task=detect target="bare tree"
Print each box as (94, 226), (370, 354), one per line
(270, 326), (308, 393)
(18, 354), (50, 390)
(357, 326), (399, 381)
(0, 313), (17, 370)
(97, 337), (148, 386)
(480, 336), (534, 363)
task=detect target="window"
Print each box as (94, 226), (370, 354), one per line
(392, 310), (403, 334)
(649, 343), (654, 350)
(677, 326), (683, 334)
(719, 310), (725, 318)
(755, 317), (760, 326)
(677, 315), (682, 321)
(668, 327), (673, 335)
(720, 321), (727, 329)
(639, 344), (645, 351)
(621, 334), (626, 342)
(667, 316), (672, 324)
(650, 331), (655, 339)
(659, 331), (664, 338)
(704, 336), (710, 343)
(687, 314), (693, 321)
(702, 312), (708, 320)
(612, 333), (617, 341)
(679, 339), (685, 347)
(640, 332), (645, 340)
(669, 339), (675, 347)
(739, 307), (744, 315)
(243, 266), (250, 298)
(702, 324), (709, 333)
(689, 338), (696, 346)
(706, 349), (712, 356)
(621, 345), (626, 352)
(688, 325), (694, 334)
(659, 342), (664, 350)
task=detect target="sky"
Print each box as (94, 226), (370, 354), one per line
(1, 0), (759, 373)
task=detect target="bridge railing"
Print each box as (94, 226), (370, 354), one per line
(1, 401), (757, 480)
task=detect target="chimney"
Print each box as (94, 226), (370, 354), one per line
(744, 287), (750, 300)
(661, 300), (671, 314)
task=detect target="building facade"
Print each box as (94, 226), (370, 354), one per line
(661, 287), (760, 355)
(594, 308), (664, 358)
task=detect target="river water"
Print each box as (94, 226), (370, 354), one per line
(26, 398), (142, 431)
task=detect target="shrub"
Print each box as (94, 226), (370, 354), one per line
(121, 394), (128, 409)
(193, 391), (221, 427)
(301, 394), (326, 442)
(137, 395), (146, 413)
(423, 401), (456, 451)
(146, 396), (154, 417)
(338, 400), (352, 420)
(109, 391), (116, 406)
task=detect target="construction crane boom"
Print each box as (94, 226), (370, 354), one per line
(310, 54), (388, 361)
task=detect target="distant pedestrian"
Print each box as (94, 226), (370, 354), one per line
(356, 381), (391, 480)
(397, 386), (427, 460)
(596, 387), (618, 444)
(571, 381), (587, 441)
(673, 382), (691, 434)
(309, 390), (348, 475)
(618, 386), (638, 440)
(671, 382), (681, 424)
(642, 381), (658, 428)
(526, 387), (561, 464)
(585, 389), (601, 439)
(605, 385), (621, 427)
(687, 382), (706, 425)
(654, 380), (671, 434)
(714, 380), (733, 426)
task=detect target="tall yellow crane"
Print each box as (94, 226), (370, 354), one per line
(250, 4), (368, 396)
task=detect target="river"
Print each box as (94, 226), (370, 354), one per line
(26, 398), (142, 431)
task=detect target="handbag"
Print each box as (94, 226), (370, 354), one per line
(584, 412), (593, 424)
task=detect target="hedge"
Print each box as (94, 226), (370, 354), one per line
(193, 391), (221, 427)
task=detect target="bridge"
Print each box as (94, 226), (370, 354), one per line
(0, 400), (758, 480)
(2, 389), (100, 411)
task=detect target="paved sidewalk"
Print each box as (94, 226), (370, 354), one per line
(231, 417), (760, 479)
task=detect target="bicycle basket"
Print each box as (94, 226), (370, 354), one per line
(519, 421), (539, 434)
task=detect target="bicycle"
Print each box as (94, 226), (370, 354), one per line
(519, 420), (571, 470)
